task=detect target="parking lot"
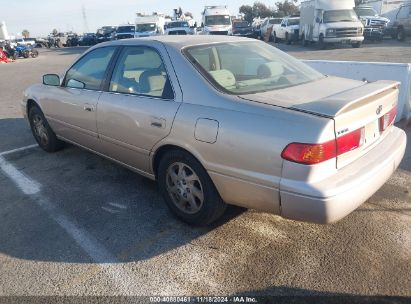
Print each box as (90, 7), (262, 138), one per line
(0, 41), (410, 300)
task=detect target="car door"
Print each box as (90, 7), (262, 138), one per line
(405, 5), (411, 35)
(97, 43), (182, 174)
(43, 46), (117, 150)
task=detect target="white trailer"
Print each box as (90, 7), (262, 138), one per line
(300, 0), (364, 48)
(358, 0), (409, 23)
(201, 5), (232, 35)
(135, 14), (165, 37)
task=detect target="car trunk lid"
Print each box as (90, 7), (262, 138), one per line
(240, 76), (400, 168)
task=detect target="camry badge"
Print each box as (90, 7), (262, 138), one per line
(376, 105), (383, 116)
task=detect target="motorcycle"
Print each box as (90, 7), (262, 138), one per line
(14, 44), (39, 58)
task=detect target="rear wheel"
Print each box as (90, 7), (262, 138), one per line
(158, 150), (227, 226)
(301, 33), (308, 47)
(286, 32), (291, 45)
(28, 106), (64, 152)
(397, 28), (406, 41)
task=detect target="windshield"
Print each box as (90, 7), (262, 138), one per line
(117, 26), (135, 33)
(205, 15), (231, 26)
(137, 23), (156, 32)
(184, 41), (324, 95)
(288, 19), (300, 26)
(167, 22), (189, 28)
(324, 10), (359, 23)
(269, 19), (282, 24)
(233, 21), (249, 28)
(355, 8), (378, 17)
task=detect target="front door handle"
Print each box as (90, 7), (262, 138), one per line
(84, 104), (95, 112)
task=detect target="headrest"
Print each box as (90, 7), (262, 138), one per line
(257, 62), (284, 79)
(209, 69), (236, 88)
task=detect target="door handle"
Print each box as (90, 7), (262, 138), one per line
(150, 117), (166, 129)
(84, 104), (95, 112)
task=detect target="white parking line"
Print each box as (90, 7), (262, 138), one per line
(0, 145), (191, 295)
(0, 156), (41, 195)
(0, 144), (38, 157)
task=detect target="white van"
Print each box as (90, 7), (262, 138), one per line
(201, 5), (232, 35)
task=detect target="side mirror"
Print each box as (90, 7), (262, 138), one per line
(43, 74), (60, 86)
(67, 79), (85, 89)
(316, 17), (321, 23)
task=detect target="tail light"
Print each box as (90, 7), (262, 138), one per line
(281, 128), (365, 165)
(379, 105), (397, 132)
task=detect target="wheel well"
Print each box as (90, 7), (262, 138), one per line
(152, 145), (200, 178)
(26, 99), (39, 116)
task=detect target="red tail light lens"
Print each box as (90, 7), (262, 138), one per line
(379, 105), (397, 132)
(282, 128), (364, 165)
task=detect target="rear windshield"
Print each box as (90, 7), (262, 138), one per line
(288, 18), (300, 26)
(233, 21), (249, 28)
(270, 19), (282, 24)
(184, 41), (324, 95)
(117, 26), (135, 33)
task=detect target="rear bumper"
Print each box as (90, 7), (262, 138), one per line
(280, 127), (407, 224)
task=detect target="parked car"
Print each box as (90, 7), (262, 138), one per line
(390, 3), (411, 41)
(115, 25), (137, 40)
(22, 36), (406, 226)
(273, 16), (300, 44)
(355, 6), (390, 41)
(230, 20), (253, 37)
(260, 17), (282, 41)
(165, 21), (194, 35)
(79, 33), (97, 46)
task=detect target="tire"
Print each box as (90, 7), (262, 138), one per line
(352, 42), (362, 48)
(23, 50), (30, 58)
(397, 28), (405, 41)
(12, 53), (18, 60)
(301, 33), (308, 47)
(31, 50), (39, 58)
(286, 32), (291, 45)
(272, 32), (277, 43)
(28, 106), (64, 153)
(158, 150), (227, 226)
(318, 34), (326, 50)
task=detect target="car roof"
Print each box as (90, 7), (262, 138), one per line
(96, 35), (253, 50)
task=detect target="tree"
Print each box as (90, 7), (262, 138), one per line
(253, 2), (273, 19)
(276, 0), (299, 17)
(239, 5), (254, 23)
(22, 29), (30, 38)
(184, 12), (193, 19)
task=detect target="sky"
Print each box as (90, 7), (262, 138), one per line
(0, 0), (289, 37)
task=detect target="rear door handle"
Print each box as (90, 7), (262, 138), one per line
(84, 104), (95, 112)
(150, 117), (166, 129)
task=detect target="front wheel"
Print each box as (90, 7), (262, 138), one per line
(31, 49), (39, 58)
(397, 28), (406, 41)
(158, 150), (227, 226)
(318, 35), (326, 49)
(352, 42), (362, 48)
(29, 106), (64, 152)
(272, 32), (277, 43)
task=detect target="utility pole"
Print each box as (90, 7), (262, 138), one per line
(82, 4), (89, 33)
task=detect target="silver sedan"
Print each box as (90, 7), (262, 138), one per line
(22, 36), (406, 225)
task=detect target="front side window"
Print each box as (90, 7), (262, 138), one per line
(184, 41), (324, 95)
(109, 47), (173, 99)
(65, 47), (116, 90)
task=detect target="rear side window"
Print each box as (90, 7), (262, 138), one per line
(65, 47), (116, 90)
(109, 46), (174, 99)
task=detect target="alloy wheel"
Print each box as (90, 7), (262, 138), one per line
(32, 114), (49, 146)
(165, 162), (204, 215)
